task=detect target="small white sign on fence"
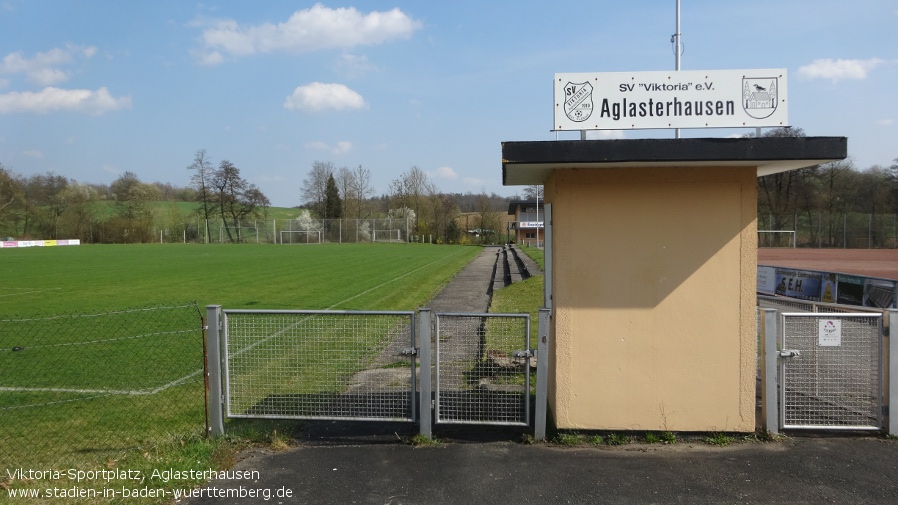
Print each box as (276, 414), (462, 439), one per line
(818, 319), (842, 347)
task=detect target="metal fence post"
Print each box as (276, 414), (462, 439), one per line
(418, 308), (433, 438)
(535, 308), (551, 441)
(205, 305), (225, 436)
(889, 309), (898, 436)
(760, 308), (779, 435)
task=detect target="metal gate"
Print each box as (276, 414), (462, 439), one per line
(779, 312), (883, 430)
(433, 313), (531, 426)
(216, 309), (417, 422)
(206, 306), (549, 439)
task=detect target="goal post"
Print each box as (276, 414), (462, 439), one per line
(373, 229), (401, 243)
(279, 230), (322, 244)
(757, 230), (796, 248)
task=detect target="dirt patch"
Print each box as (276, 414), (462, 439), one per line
(758, 248), (898, 280)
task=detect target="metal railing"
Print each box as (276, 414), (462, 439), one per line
(206, 306), (551, 440)
(433, 313), (531, 426)
(758, 307), (898, 435)
(218, 309), (417, 422)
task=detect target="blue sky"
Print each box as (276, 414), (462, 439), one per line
(0, 1), (895, 207)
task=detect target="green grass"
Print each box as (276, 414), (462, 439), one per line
(488, 275), (544, 349)
(0, 243), (481, 504)
(519, 245), (544, 270)
(0, 243), (480, 314)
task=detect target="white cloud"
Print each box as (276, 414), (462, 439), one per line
(304, 140), (353, 155)
(22, 149), (43, 159)
(284, 82), (365, 112)
(333, 141), (353, 154)
(0, 44), (97, 86)
(195, 4), (421, 63)
(431, 166), (458, 180)
(0, 87), (132, 115)
(876, 119), (894, 127)
(797, 58), (885, 82)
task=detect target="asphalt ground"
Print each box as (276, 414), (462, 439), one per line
(182, 247), (898, 504)
(182, 430), (898, 505)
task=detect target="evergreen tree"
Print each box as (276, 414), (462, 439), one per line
(324, 174), (342, 219)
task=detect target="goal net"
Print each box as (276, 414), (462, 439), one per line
(280, 230), (322, 244)
(373, 229), (401, 242)
(757, 230), (796, 248)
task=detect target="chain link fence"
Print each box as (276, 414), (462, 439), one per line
(780, 312), (883, 429)
(0, 303), (205, 467)
(759, 212), (898, 248)
(434, 313), (531, 425)
(221, 309), (417, 422)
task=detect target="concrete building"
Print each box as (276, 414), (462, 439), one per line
(502, 137), (847, 432)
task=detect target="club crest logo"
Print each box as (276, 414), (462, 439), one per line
(742, 77), (778, 119)
(563, 81), (593, 122)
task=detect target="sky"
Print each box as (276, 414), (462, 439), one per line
(0, 1), (895, 208)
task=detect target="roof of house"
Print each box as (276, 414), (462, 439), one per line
(501, 136), (847, 186)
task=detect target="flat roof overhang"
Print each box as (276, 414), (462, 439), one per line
(502, 137), (847, 186)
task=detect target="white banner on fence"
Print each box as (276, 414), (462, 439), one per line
(1, 239), (81, 248)
(554, 68), (788, 131)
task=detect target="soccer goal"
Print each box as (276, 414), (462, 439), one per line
(280, 230), (322, 244)
(373, 229), (402, 242)
(757, 230), (796, 248)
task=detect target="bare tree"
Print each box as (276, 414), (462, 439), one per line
(301, 161), (334, 217)
(351, 165), (375, 218)
(188, 149), (214, 242)
(211, 160), (270, 243)
(390, 166), (430, 234)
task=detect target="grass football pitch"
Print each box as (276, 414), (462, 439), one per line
(0, 242), (480, 314)
(0, 243), (480, 499)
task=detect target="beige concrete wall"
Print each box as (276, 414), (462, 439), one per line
(545, 166), (757, 432)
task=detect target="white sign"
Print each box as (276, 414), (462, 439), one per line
(757, 266), (777, 295)
(818, 319), (842, 347)
(554, 69), (788, 131)
(519, 221), (544, 229)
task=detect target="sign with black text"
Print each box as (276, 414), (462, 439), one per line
(554, 69), (788, 131)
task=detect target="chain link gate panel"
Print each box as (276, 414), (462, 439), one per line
(780, 312), (883, 430)
(434, 313), (531, 426)
(221, 310), (417, 422)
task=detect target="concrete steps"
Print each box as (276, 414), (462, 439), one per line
(490, 244), (540, 293)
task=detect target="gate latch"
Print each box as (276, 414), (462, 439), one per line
(512, 350), (533, 359)
(398, 348), (418, 356)
(778, 349), (800, 358)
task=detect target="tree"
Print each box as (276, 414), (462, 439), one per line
(210, 160), (270, 243)
(755, 127), (815, 231)
(57, 182), (99, 242)
(301, 161), (334, 217)
(522, 185), (544, 201)
(389, 166), (430, 234)
(105, 172), (160, 243)
(323, 173), (342, 219)
(336, 165), (375, 219)
(888, 158), (898, 213)
(0, 163), (24, 236)
(188, 149), (214, 243)
(21, 172), (69, 238)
